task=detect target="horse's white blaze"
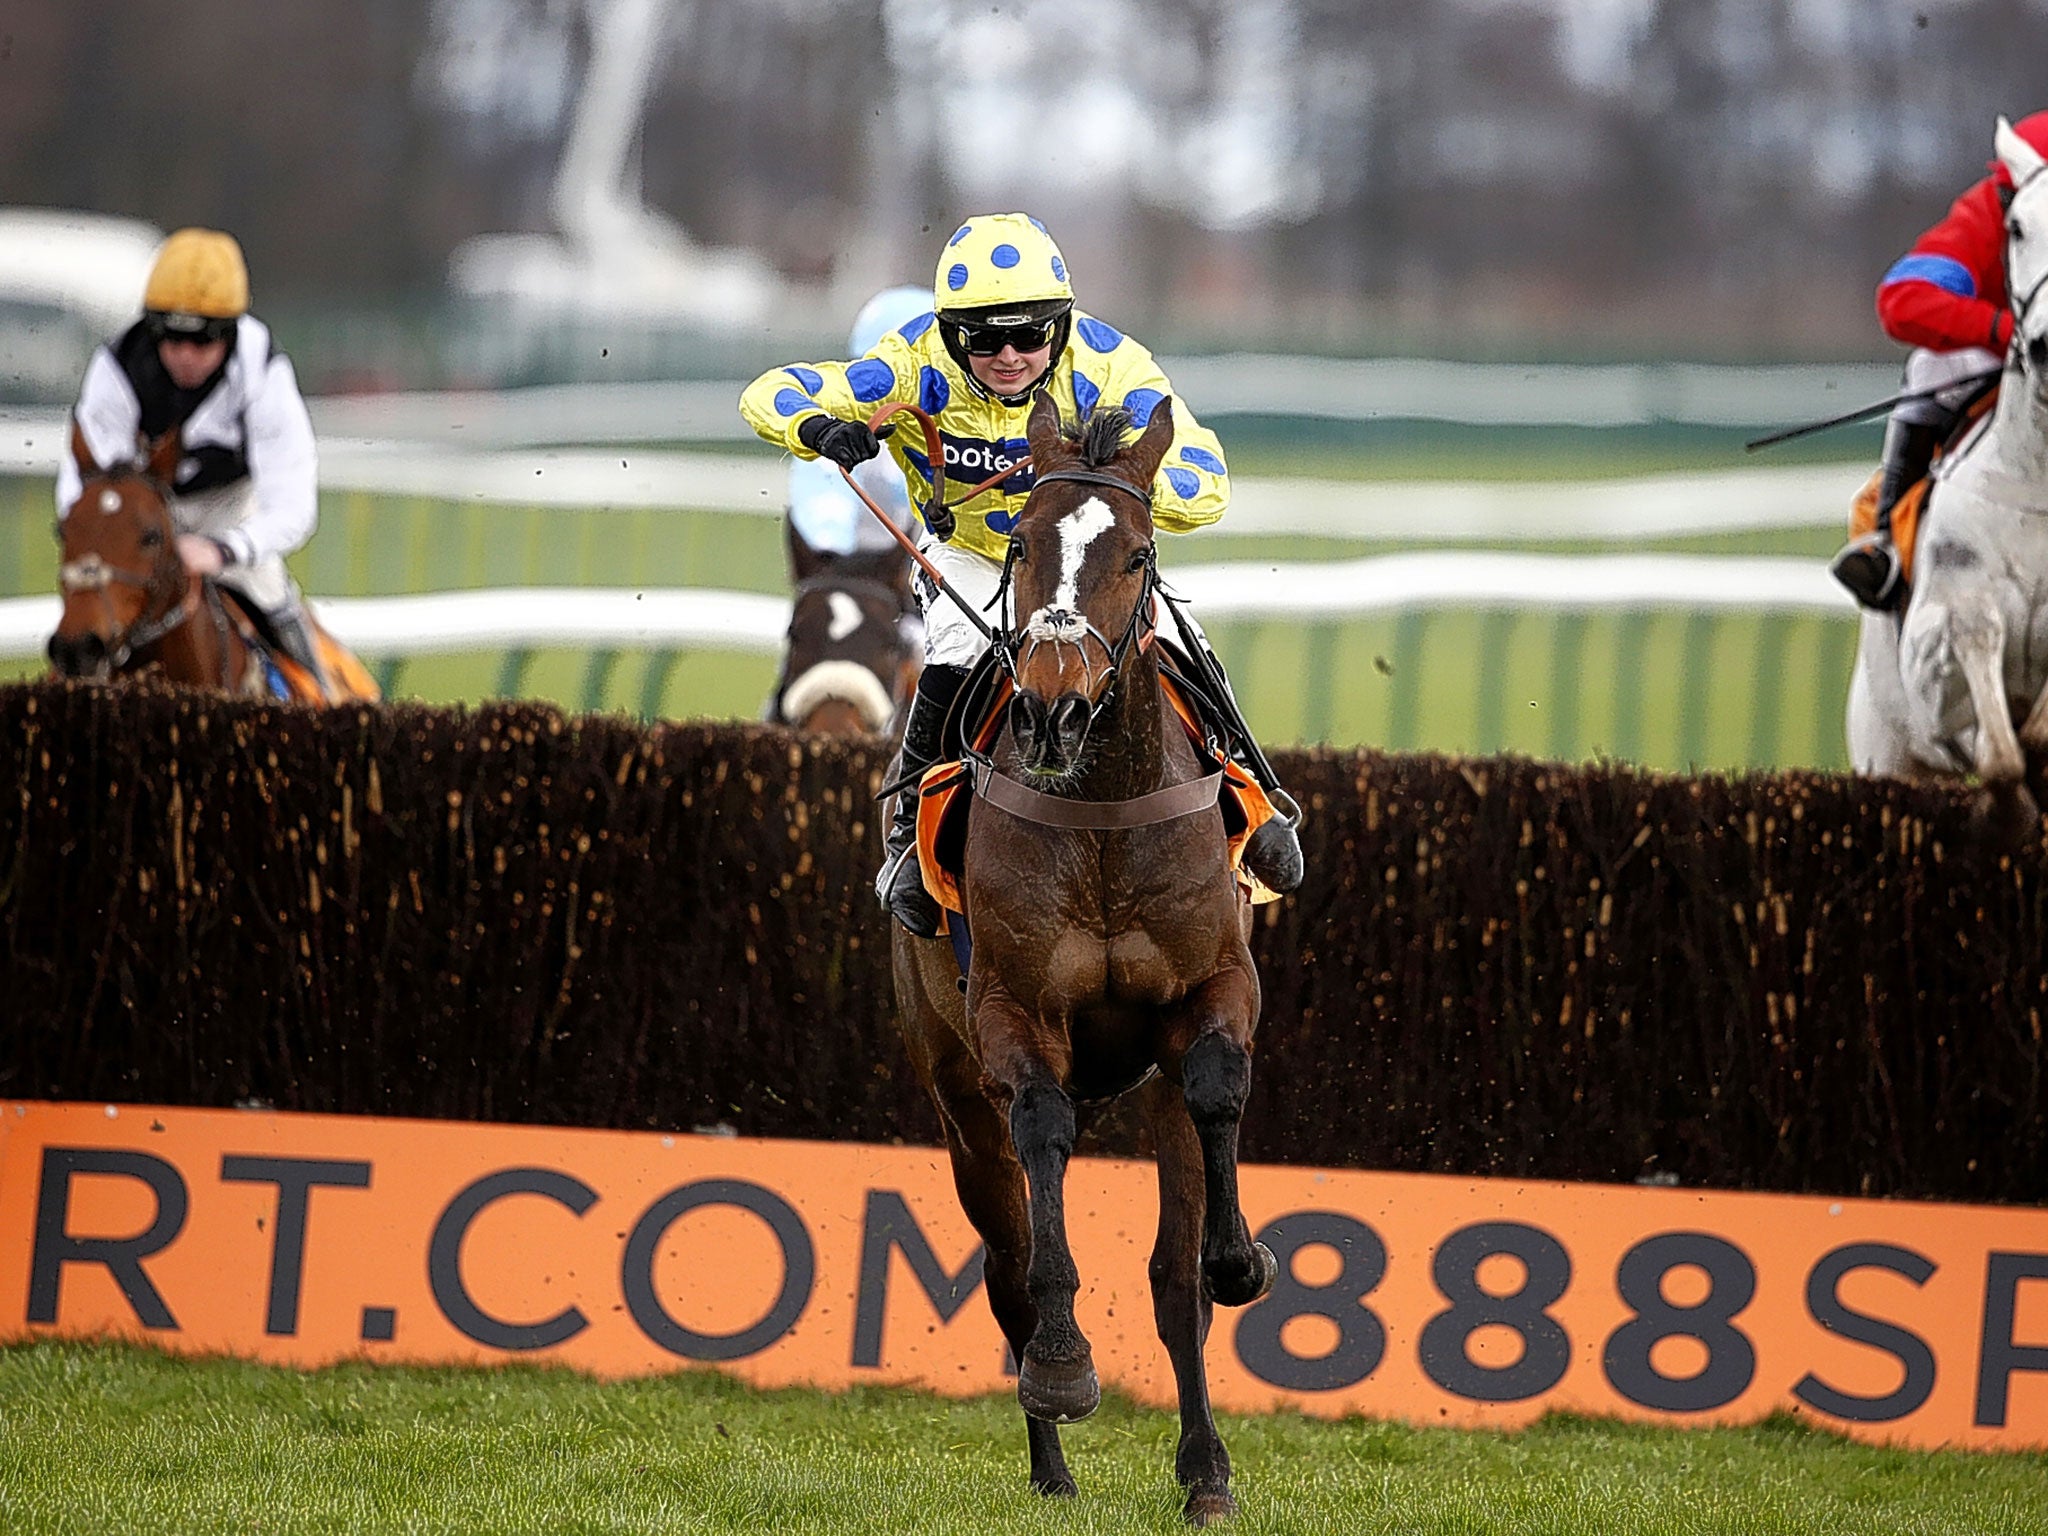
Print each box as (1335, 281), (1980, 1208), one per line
(826, 591), (863, 642)
(1026, 496), (1115, 636)
(98, 488), (121, 515)
(780, 658), (895, 732)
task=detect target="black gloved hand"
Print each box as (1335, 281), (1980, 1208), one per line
(922, 499), (956, 543)
(797, 414), (882, 470)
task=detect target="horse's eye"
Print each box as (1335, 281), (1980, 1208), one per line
(1011, 537), (1028, 562)
(2011, 217), (2026, 241)
(139, 529), (162, 549)
(1126, 550), (1149, 572)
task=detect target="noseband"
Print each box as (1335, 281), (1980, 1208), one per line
(992, 467), (1158, 736)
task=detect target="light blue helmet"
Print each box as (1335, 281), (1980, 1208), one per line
(849, 285), (931, 356)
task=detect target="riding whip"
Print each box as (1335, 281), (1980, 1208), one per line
(1744, 366), (2003, 451)
(831, 402), (1031, 644)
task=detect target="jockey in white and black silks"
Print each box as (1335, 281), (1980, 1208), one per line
(740, 212), (1302, 935)
(55, 226), (330, 693)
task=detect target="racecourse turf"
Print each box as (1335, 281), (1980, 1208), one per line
(0, 1340), (2040, 1535)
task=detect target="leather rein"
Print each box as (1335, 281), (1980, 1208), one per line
(978, 466), (1227, 831)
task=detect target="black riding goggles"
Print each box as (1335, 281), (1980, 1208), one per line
(953, 317), (1059, 357)
(146, 311), (236, 345)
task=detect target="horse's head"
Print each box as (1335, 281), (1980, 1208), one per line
(49, 424), (188, 680)
(1003, 391), (1174, 776)
(774, 522), (920, 735)
(2000, 116), (2048, 387)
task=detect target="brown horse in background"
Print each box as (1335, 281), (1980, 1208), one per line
(769, 520), (920, 736)
(892, 395), (1275, 1523)
(48, 426), (260, 691)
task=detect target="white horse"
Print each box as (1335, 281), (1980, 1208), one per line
(1848, 118), (2048, 824)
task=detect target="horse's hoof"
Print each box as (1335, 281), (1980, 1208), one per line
(1204, 1242), (1278, 1308)
(1184, 1487), (1240, 1525)
(1249, 1241), (1278, 1302)
(1017, 1350), (1100, 1423)
(1030, 1471), (1078, 1499)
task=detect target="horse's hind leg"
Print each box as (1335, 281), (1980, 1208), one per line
(1174, 972), (1277, 1311)
(1137, 1073), (1237, 1525)
(927, 1057), (1077, 1496)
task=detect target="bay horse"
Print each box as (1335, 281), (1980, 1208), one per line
(769, 520), (920, 736)
(48, 425), (261, 692)
(892, 394), (1275, 1523)
(1849, 117), (2048, 827)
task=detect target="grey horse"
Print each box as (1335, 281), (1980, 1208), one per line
(1848, 117), (2048, 825)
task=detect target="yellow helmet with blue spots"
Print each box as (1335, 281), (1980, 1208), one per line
(933, 214), (1074, 395)
(933, 213), (1072, 313)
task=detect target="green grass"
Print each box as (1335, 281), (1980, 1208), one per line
(0, 1339), (2039, 1535)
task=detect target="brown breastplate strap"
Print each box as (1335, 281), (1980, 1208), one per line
(971, 760), (1224, 829)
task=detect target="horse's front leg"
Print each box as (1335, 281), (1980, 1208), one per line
(976, 993), (1099, 1424)
(1904, 592), (2038, 831)
(1136, 1072), (1238, 1524)
(1170, 967), (1276, 1310)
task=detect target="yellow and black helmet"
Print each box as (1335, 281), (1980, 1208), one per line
(933, 214), (1074, 383)
(142, 228), (248, 342)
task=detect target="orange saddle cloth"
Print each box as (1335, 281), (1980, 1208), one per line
(1848, 474), (1931, 585)
(272, 619), (381, 705)
(221, 594), (381, 705)
(913, 674), (1284, 933)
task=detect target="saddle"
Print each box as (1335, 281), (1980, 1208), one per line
(912, 641), (1285, 936)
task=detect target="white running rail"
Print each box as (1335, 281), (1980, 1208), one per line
(0, 553), (1853, 662)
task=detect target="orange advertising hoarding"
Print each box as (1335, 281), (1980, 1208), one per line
(2, 1099), (2044, 1450)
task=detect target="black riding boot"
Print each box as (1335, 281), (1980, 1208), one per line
(1196, 643), (1305, 895)
(1830, 416), (1944, 612)
(876, 663), (968, 937)
(268, 608), (333, 699)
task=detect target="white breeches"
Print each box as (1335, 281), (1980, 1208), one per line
(1895, 346), (2002, 427)
(174, 482), (304, 616)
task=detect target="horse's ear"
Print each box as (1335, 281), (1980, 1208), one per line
(144, 429), (182, 487)
(1025, 389), (1067, 463)
(1998, 115), (2046, 188)
(786, 517), (825, 583)
(69, 420), (101, 481)
(1123, 397), (1177, 487)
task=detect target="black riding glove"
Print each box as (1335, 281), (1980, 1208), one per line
(797, 414), (882, 471)
(922, 499), (956, 543)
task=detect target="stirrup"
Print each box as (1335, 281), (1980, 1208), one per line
(1829, 534), (1905, 612)
(1244, 813), (1304, 894)
(875, 840), (943, 938)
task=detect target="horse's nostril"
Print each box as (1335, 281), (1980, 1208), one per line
(1052, 694), (1090, 746)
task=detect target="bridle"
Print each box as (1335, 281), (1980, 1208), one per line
(2006, 164), (2048, 373)
(57, 473), (202, 672)
(990, 465), (1159, 742)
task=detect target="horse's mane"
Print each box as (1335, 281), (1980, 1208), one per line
(1068, 405), (1134, 468)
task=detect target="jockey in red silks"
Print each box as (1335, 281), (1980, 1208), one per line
(1833, 110), (2048, 609)
(740, 213), (1304, 936)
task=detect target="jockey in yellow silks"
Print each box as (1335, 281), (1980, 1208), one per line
(740, 212), (1302, 935)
